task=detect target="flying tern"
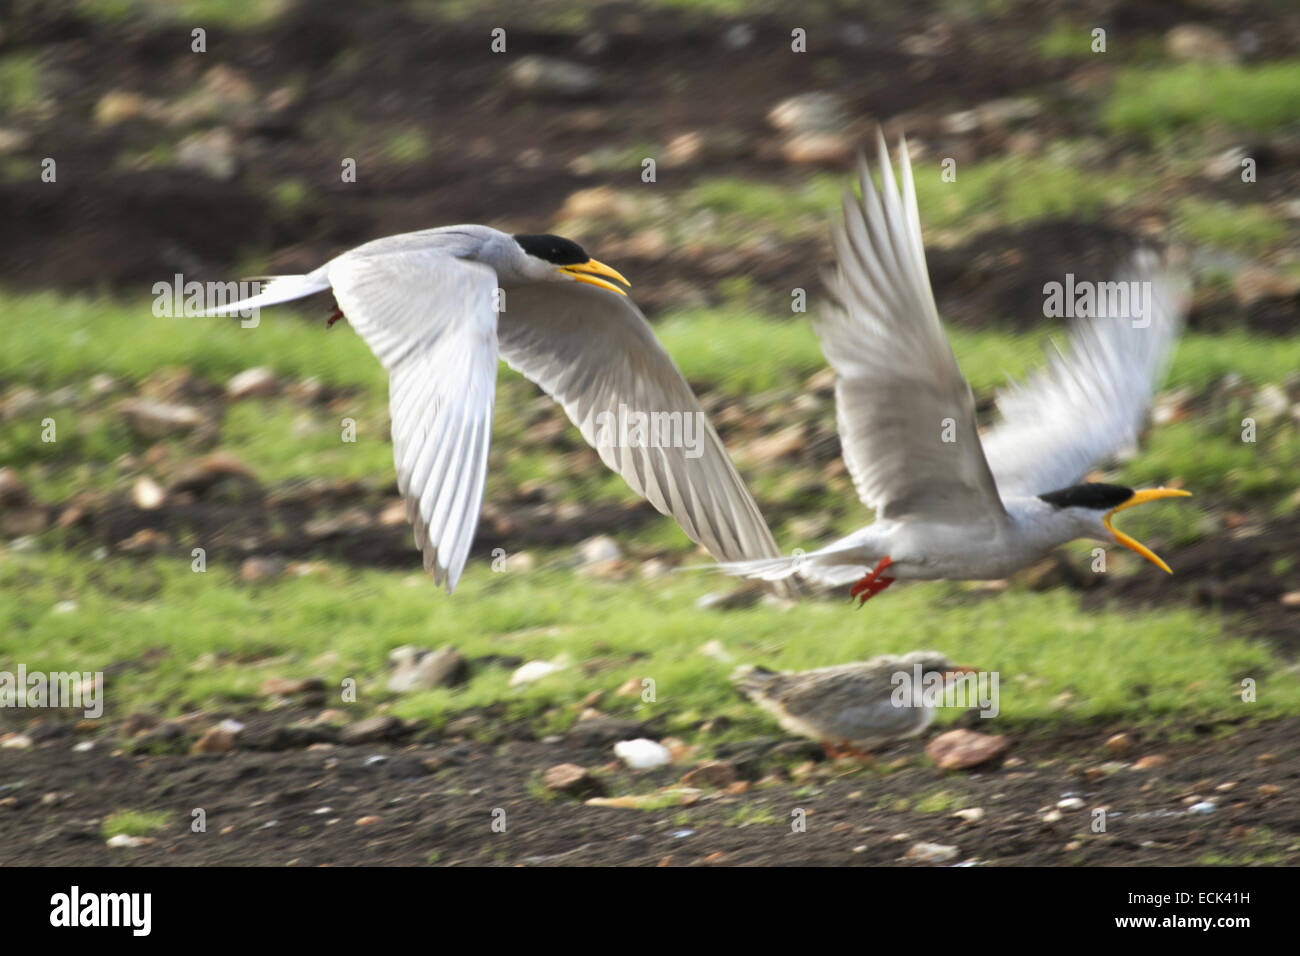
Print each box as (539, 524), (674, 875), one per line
(721, 134), (1192, 603)
(204, 226), (784, 591)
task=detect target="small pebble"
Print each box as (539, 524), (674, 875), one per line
(106, 834), (154, 848)
(1104, 732), (1131, 755)
(902, 841), (959, 863)
(1133, 755), (1168, 770)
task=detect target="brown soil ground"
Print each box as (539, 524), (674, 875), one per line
(2, 711), (1296, 867)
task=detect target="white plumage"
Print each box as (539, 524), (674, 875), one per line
(722, 132), (1192, 598)
(204, 225), (785, 592)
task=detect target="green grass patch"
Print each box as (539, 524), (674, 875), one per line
(1, 545), (1294, 732)
(0, 53), (42, 113)
(78, 0), (289, 27)
(1037, 21), (1100, 60)
(1123, 414), (1300, 507)
(914, 789), (963, 813)
(381, 129), (432, 166)
(1159, 333), (1300, 392)
(913, 154), (1156, 232)
(681, 154), (1157, 247)
(1036, 21), (1165, 62)
(271, 179), (310, 213)
(102, 809), (172, 838)
(0, 291), (387, 394)
(1104, 62), (1300, 137)
(683, 175), (842, 239)
(220, 399), (392, 486)
(726, 803), (781, 826)
(1174, 198), (1289, 255)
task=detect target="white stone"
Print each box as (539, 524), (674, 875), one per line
(613, 738), (672, 770)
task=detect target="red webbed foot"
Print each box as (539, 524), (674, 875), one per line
(849, 556), (895, 606)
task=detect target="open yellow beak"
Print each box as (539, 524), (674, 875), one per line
(1104, 487), (1193, 574)
(559, 258), (630, 296)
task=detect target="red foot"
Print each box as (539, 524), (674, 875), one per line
(849, 556), (895, 606)
(326, 309), (344, 328)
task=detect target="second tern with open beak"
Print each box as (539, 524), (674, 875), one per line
(721, 134), (1192, 603)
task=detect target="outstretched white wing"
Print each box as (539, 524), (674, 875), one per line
(327, 245), (499, 593)
(981, 254), (1188, 498)
(818, 133), (1006, 524)
(497, 281), (786, 568)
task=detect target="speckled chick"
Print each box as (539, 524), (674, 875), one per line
(732, 650), (971, 754)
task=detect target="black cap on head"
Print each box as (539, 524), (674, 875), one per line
(513, 233), (589, 266)
(1038, 482), (1135, 511)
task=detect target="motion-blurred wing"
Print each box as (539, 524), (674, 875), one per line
(327, 246), (499, 593)
(981, 253), (1188, 497)
(819, 132), (1006, 523)
(497, 282), (785, 566)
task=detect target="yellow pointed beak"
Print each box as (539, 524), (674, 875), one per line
(1104, 487), (1193, 574)
(559, 258), (630, 296)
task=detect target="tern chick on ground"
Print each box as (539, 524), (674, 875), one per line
(733, 650), (975, 758)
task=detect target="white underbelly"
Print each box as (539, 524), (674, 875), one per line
(857, 521), (1050, 581)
